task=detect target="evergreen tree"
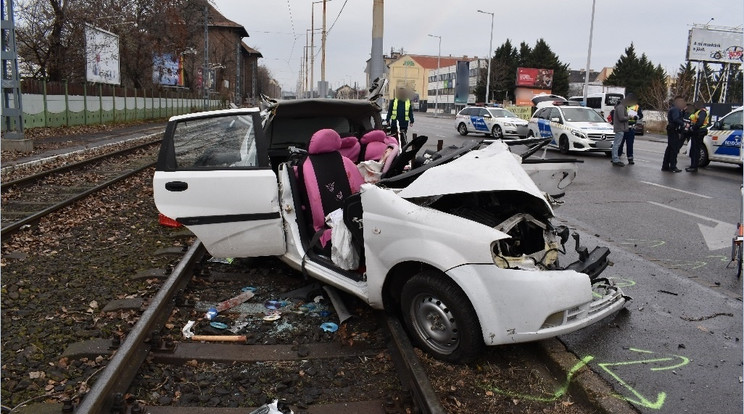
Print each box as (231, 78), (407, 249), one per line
(604, 43), (667, 108)
(671, 62), (696, 100)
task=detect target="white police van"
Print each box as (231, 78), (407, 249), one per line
(527, 104), (614, 155)
(689, 107), (743, 167)
(455, 106), (529, 138)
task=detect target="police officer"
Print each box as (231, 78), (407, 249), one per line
(386, 87), (414, 145)
(686, 100), (710, 173)
(662, 96), (686, 173)
(618, 96), (643, 165)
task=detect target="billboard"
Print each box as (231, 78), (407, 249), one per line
(153, 54), (184, 86)
(85, 25), (120, 85)
(454, 61), (470, 104)
(516, 67), (554, 89)
(687, 27), (743, 64)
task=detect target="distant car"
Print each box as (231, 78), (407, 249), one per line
(455, 106), (529, 138)
(634, 119), (645, 135)
(685, 107), (743, 167)
(527, 104), (614, 155)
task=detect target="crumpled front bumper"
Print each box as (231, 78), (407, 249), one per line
(445, 264), (627, 345)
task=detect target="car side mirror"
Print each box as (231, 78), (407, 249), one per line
(550, 117), (562, 123)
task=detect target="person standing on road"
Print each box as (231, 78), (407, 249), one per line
(611, 94), (637, 167)
(386, 87), (414, 144)
(686, 100), (710, 173)
(662, 96), (687, 173)
(618, 97), (643, 164)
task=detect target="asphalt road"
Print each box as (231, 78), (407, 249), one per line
(412, 113), (743, 414)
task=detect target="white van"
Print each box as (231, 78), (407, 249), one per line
(569, 93), (624, 121)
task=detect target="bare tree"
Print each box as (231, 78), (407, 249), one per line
(646, 78), (671, 111)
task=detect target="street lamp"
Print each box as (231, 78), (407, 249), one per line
(428, 34), (441, 117)
(582, 0), (596, 106)
(477, 10), (494, 104)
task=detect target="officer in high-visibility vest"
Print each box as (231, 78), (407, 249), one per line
(686, 100), (710, 172)
(618, 98), (643, 165)
(386, 87), (415, 140)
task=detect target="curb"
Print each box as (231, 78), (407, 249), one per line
(536, 338), (639, 414)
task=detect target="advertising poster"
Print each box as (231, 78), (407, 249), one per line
(153, 54), (184, 86)
(85, 24), (121, 85)
(687, 27), (743, 64)
(516, 67), (554, 89)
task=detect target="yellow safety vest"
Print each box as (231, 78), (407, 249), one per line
(391, 99), (411, 121)
(689, 109), (710, 128)
(627, 104), (639, 125)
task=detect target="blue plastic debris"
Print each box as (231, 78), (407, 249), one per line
(205, 307), (218, 320)
(209, 321), (229, 330)
(320, 322), (338, 333)
(264, 300), (288, 310)
(241, 286), (257, 293)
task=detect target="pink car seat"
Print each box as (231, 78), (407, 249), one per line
(301, 129), (364, 248)
(360, 130), (399, 173)
(339, 136), (361, 162)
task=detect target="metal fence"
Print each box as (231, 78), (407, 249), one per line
(3, 79), (223, 131)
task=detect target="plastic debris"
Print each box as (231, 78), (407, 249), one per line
(319, 310), (331, 317)
(205, 307), (218, 320)
(320, 322), (338, 333)
(263, 311), (282, 321)
(216, 290), (255, 312)
(210, 321), (229, 330)
(182, 320), (247, 342)
(264, 300), (289, 310)
(242, 286), (258, 293)
(208, 257), (234, 264)
(248, 399), (294, 414)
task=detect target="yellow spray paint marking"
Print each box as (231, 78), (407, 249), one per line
(480, 355), (594, 403)
(597, 348), (690, 410)
(621, 238), (667, 248)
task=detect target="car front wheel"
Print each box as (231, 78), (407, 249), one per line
(401, 270), (484, 363)
(457, 123), (468, 136)
(527, 130), (534, 138)
(559, 135), (570, 154)
(491, 125), (503, 139)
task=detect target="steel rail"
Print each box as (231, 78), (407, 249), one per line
(1, 161), (156, 238)
(75, 241), (205, 414)
(1, 138), (161, 191)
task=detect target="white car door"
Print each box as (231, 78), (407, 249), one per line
(153, 110), (286, 258)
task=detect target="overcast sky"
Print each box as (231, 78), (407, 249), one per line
(213, 0), (743, 92)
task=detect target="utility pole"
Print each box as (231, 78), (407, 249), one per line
(304, 32), (310, 97)
(477, 10), (494, 104)
(370, 0), (384, 94)
(428, 34), (441, 117)
(320, 0), (328, 98)
(203, 4), (209, 110)
(582, 0), (596, 105)
(1, 0), (29, 152)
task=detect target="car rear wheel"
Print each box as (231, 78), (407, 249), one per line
(401, 270), (483, 363)
(699, 145), (710, 167)
(559, 135), (570, 154)
(491, 125), (503, 139)
(457, 123), (468, 136)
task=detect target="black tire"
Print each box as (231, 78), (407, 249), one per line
(527, 130), (534, 138)
(491, 125), (503, 139)
(400, 271), (484, 363)
(604, 151), (613, 158)
(699, 145), (710, 167)
(559, 135), (570, 155)
(457, 123), (468, 136)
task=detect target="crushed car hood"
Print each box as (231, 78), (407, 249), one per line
(397, 141), (553, 216)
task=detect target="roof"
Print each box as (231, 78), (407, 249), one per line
(241, 42), (263, 58)
(408, 55), (475, 69)
(208, 5), (249, 37)
(168, 108), (259, 122)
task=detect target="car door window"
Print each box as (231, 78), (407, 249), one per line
(460, 108), (472, 116)
(478, 108), (489, 117)
(173, 114), (261, 169)
(721, 111), (743, 130)
(547, 108), (561, 122)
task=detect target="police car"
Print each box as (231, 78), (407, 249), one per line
(688, 107), (743, 167)
(455, 106), (529, 138)
(527, 104), (614, 155)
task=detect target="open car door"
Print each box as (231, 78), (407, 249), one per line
(153, 109), (286, 258)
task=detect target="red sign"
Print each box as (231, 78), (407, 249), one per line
(516, 67), (554, 89)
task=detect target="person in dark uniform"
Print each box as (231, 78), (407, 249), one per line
(686, 100), (710, 173)
(386, 87), (414, 144)
(662, 96), (686, 173)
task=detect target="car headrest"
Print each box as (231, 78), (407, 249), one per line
(360, 129), (387, 145)
(340, 136), (359, 149)
(308, 129), (342, 154)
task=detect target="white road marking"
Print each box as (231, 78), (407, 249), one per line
(648, 201), (733, 250)
(641, 181), (711, 199)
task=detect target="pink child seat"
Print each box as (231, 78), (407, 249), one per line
(360, 130), (399, 173)
(301, 129), (364, 248)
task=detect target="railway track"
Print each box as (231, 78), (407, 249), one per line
(0, 140), (161, 237)
(31, 240), (445, 414)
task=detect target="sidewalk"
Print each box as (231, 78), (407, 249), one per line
(2, 121), (166, 168)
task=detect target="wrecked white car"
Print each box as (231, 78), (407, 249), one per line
(153, 106), (626, 362)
